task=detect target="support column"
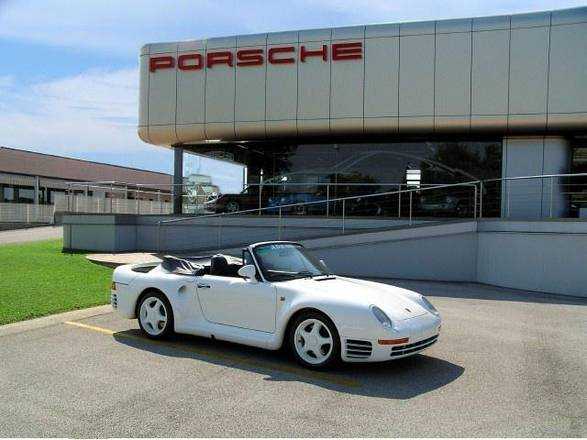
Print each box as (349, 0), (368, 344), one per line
(173, 146), (184, 215)
(501, 136), (571, 219)
(34, 176), (40, 205)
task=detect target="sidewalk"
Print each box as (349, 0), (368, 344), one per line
(0, 225), (63, 245)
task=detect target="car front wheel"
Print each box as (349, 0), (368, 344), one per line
(289, 312), (340, 369)
(138, 292), (174, 339)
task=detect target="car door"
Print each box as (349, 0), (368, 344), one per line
(196, 275), (277, 333)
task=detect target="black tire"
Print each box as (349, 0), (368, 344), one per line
(288, 311), (341, 370)
(225, 201), (240, 212)
(137, 291), (174, 339)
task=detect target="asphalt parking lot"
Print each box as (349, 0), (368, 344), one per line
(0, 280), (585, 437)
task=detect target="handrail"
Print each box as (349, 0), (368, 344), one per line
(160, 180), (479, 225)
(159, 171), (587, 226)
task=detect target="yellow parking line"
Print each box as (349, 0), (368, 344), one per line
(64, 321), (115, 335)
(64, 320), (360, 388)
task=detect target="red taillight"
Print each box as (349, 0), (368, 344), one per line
(111, 281), (117, 291)
(378, 337), (409, 345)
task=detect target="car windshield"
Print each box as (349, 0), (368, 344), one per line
(253, 243), (330, 281)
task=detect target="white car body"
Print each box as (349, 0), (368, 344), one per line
(111, 241), (441, 363)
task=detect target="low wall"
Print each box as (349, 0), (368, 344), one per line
(63, 214), (587, 297)
(223, 220), (587, 298)
(62, 214), (429, 252)
(476, 221), (587, 296)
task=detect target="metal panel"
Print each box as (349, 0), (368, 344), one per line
(204, 48), (236, 127)
(400, 20), (435, 36)
(266, 42), (299, 122)
(267, 31), (298, 44)
(206, 36), (237, 49)
(235, 45), (266, 122)
(399, 35), (434, 117)
(502, 137), (543, 219)
(551, 7), (587, 25)
(365, 23), (399, 38)
(332, 26), (364, 40)
(237, 33), (267, 47)
(331, 38), (365, 119)
(299, 28), (331, 42)
(472, 30), (509, 115)
(297, 40), (331, 121)
(473, 15), (510, 31)
(435, 32), (471, 117)
(148, 49), (177, 126)
(176, 50), (205, 125)
(509, 27), (548, 115)
(548, 22), (587, 114)
(436, 18), (472, 34)
(364, 37), (399, 117)
(138, 55), (150, 129)
(510, 11), (550, 28)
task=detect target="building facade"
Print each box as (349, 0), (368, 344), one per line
(0, 146), (173, 206)
(138, 7), (587, 218)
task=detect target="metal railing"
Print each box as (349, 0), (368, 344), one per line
(0, 203), (56, 224)
(62, 181), (216, 215)
(154, 172), (587, 252)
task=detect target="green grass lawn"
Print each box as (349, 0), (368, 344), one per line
(0, 239), (112, 325)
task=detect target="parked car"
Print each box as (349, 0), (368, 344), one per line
(266, 193), (327, 215)
(205, 187), (269, 213)
(111, 241), (442, 369)
(415, 195), (472, 217)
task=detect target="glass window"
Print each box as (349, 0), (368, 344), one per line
(193, 139), (503, 218)
(3, 187), (14, 202)
(253, 243), (328, 281)
(243, 249), (254, 266)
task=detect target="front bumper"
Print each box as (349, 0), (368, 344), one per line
(341, 313), (441, 363)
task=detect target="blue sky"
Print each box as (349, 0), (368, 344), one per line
(1, 0), (585, 192)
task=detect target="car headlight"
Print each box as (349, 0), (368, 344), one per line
(370, 305), (394, 330)
(420, 295), (439, 315)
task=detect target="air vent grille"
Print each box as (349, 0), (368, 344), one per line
(345, 339), (372, 359)
(390, 335), (438, 357)
(110, 293), (118, 309)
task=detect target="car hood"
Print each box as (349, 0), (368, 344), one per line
(279, 276), (429, 321)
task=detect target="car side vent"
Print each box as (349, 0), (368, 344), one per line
(110, 293), (118, 309)
(345, 339), (372, 359)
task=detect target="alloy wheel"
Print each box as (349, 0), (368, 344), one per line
(293, 318), (334, 365)
(139, 297), (168, 336)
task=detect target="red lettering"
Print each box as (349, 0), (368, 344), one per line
(178, 53), (203, 70)
(149, 56), (174, 72)
(332, 42), (362, 61)
(268, 46), (295, 64)
(149, 42), (364, 73)
(236, 49), (264, 66)
(300, 45), (328, 62)
(206, 51), (233, 68)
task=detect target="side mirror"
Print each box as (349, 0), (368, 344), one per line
(238, 264), (258, 283)
(319, 259), (329, 271)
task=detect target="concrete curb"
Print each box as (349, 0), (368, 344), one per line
(0, 304), (113, 337)
(87, 253), (161, 268)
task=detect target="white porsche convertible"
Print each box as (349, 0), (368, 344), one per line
(111, 241), (441, 369)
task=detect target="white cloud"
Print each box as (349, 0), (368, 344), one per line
(2, 0), (586, 55)
(0, 67), (243, 191)
(0, 67), (170, 169)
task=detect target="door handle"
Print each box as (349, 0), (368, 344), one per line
(197, 283), (211, 289)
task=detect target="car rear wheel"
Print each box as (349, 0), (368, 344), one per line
(225, 201), (240, 212)
(138, 292), (174, 339)
(289, 312), (340, 369)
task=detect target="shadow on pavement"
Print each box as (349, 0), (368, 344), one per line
(113, 329), (464, 399)
(371, 278), (587, 306)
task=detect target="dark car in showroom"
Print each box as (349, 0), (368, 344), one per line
(266, 193), (327, 215)
(205, 186), (270, 213)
